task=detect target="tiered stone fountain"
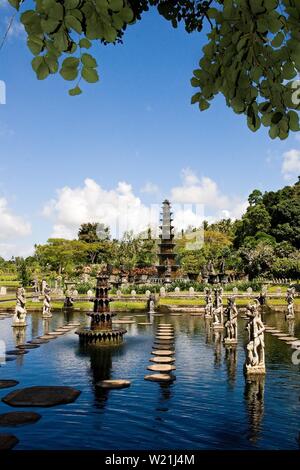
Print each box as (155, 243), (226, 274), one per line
(76, 267), (126, 345)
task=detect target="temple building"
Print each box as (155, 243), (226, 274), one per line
(157, 200), (179, 278)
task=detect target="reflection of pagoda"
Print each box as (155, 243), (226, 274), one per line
(76, 268), (126, 344)
(157, 200), (179, 278)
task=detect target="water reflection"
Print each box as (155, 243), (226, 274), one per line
(13, 326), (26, 346)
(244, 375), (265, 443)
(224, 345), (237, 387)
(287, 319), (295, 337)
(78, 344), (126, 408)
(213, 330), (223, 368)
(204, 318), (213, 344)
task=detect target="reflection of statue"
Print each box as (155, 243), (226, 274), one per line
(220, 258), (225, 274)
(147, 294), (156, 314)
(212, 287), (224, 329)
(224, 297), (238, 345)
(12, 287), (27, 327)
(204, 288), (213, 318)
(42, 287), (52, 318)
(225, 346), (237, 386)
(286, 288), (295, 319)
(287, 319), (295, 337)
(245, 300), (266, 375)
(244, 375), (265, 443)
(214, 330), (223, 367)
(64, 289), (74, 308)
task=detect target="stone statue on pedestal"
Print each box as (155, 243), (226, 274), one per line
(245, 300), (266, 375)
(42, 286), (52, 318)
(286, 287), (295, 319)
(212, 287), (224, 329)
(204, 287), (213, 318)
(224, 297), (238, 345)
(12, 287), (27, 327)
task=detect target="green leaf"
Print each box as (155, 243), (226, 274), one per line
(81, 67), (99, 83)
(271, 111), (283, 124)
(199, 98), (210, 111)
(269, 125), (279, 139)
(62, 57), (80, 68)
(44, 54), (59, 74)
(109, 0), (123, 11)
(65, 15), (82, 34)
(271, 32), (284, 48)
(60, 57), (79, 81)
(191, 92), (200, 104)
(288, 110), (300, 131)
(69, 86), (82, 96)
(27, 36), (44, 55)
(81, 53), (97, 68)
(79, 38), (91, 49)
(282, 62), (297, 80)
(41, 18), (60, 34)
(65, 0), (81, 9)
(32, 57), (49, 80)
(8, 0), (21, 10)
(119, 6), (134, 23)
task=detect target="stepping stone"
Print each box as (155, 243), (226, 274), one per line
(278, 336), (298, 341)
(271, 333), (284, 337)
(17, 344), (40, 350)
(0, 434), (19, 450)
(152, 314), (163, 316)
(3, 357), (17, 362)
(154, 343), (174, 349)
(112, 320), (135, 324)
(29, 339), (49, 345)
(0, 411), (41, 427)
(49, 331), (65, 336)
(96, 380), (131, 390)
(138, 323), (152, 326)
(170, 314), (182, 316)
(151, 350), (174, 356)
(159, 324), (172, 326)
(288, 340), (300, 348)
(269, 331), (282, 335)
(2, 386), (81, 408)
(147, 364), (176, 372)
(0, 380), (19, 390)
(150, 357), (175, 364)
(155, 336), (174, 341)
(144, 374), (176, 383)
(38, 335), (57, 340)
(46, 332), (62, 337)
(67, 323), (81, 326)
(6, 350), (29, 356)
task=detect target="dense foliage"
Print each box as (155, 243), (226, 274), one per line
(5, 0), (300, 138)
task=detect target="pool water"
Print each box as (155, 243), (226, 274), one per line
(0, 309), (299, 450)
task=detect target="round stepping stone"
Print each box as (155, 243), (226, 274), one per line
(29, 339), (49, 345)
(0, 411), (41, 427)
(112, 320), (135, 324)
(147, 364), (176, 372)
(67, 323), (81, 326)
(16, 344), (40, 350)
(96, 380), (131, 390)
(0, 434), (19, 450)
(153, 343), (174, 349)
(38, 335), (57, 340)
(151, 350), (174, 356)
(144, 374), (175, 383)
(150, 357), (175, 364)
(3, 357), (17, 362)
(138, 323), (152, 326)
(46, 332), (62, 336)
(0, 380), (19, 390)
(269, 331), (282, 334)
(271, 333), (284, 337)
(49, 331), (65, 336)
(2, 386), (81, 408)
(155, 336), (174, 341)
(278, 336), (298, 341)
(6, 350), (28, 356)
(152, 314), (163, 316)
(170, 314), (182, 316)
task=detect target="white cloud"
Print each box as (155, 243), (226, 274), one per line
(171, 168), (246, 219)
(140, 182), (159, 194)
(282, 149), (300, 180)
(6, 18), (25, 39)
(294, 134), (300, 143)
(43, 172), (247, 241)
(43, 178), (159, 239)
(0, 197), (31, 239)
(0, 243), (33, 259)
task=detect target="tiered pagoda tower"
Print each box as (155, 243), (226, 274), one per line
(157, 200), (179, 278)
(76, 267), (126, 345)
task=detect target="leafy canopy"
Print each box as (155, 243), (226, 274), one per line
(5, 0), (300, 138)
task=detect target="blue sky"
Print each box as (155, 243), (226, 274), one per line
(0, 2), (299, 258)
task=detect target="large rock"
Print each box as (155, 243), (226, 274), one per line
(2, 386), (81, 408)
(0, 434), (19, 450)
(0, 380), (19, 390)
(0, 411), (41, 426)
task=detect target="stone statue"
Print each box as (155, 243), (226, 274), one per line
(41, 279), (47, 295)
(12, 287), (27, 327)
(286, 287), (295, 319)
(220, 258), (225, 274)
(204, 287), (213, 318)
(42, 286), (52, 318)
(147, 294), (156, 314)
(207, 259), (215, 275)
(33, 278), (39, 294)
(245, 300), (266, 375)
(64, 288), (74, 308)
(212, 287), (224, 329)
(224, 297), (238, 345)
